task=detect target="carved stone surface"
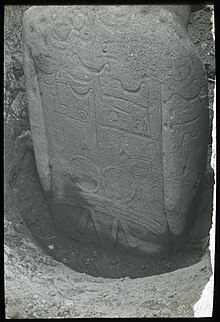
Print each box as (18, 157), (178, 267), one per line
(23, 5), (209, 255)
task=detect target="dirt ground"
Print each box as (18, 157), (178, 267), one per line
(4, 5), (215, 318)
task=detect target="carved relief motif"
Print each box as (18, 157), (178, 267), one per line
(68, 156), (101, 193)
(24, 6), (209, 250)
(53, 80), (94, 124)
(34, 43), (163, 245)
(74, 206), (138, 248)
(102, 166), (135, 201)
(110, 218), (138, 248)
(69, 10), (86, 31)
(97, 6), (133, 28)
(98, 76), (151, 137)
(126, 158), (153, 178)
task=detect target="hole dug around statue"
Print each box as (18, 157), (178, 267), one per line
(13, 148), (213, 279)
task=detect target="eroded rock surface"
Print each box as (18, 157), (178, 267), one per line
(23, 5), (211, 256)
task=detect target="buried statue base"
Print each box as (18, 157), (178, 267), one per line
(23, 5), (213, 257)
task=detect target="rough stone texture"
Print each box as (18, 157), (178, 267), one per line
(23, 5), (210, 256)
(4, 5), (215, 318)
(4, 235), (212, 318)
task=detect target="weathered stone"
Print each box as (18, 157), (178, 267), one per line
(23, 5), (209, 256)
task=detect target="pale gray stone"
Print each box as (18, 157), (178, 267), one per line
(23, 5), (209, 255)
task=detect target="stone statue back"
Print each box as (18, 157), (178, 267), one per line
(23, 6), (209, 255)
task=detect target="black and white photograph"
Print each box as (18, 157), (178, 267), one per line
(4, 4), (216, 318)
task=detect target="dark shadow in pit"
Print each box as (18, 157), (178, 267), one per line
(13, 148), (213, 279)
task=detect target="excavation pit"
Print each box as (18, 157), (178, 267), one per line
(11, 148), (213, 279)
(4, 5), (215, 318)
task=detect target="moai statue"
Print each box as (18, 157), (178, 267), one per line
(22, 5), (210, 256)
